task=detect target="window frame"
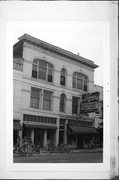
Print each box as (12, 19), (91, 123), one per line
(60, 93), (66, 113)
(72, 96), (80, 115)
(13, 58), (23, 71)
(32, 58), (54, 83)
(42, 90), (53, 111)
(30, 87), (53, 111)
(60, 68), (66, 86)
(72, 72), (88, 91)
(30, 87), (41, 109)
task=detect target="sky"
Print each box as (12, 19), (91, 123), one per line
(11, 21), (108, 86)
(4, 1), (112, 87)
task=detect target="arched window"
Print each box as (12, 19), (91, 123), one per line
(60, 93), (66, 112)
(32, 58), (54, 83)
(60, 68), (66, 86)
(73, 72), (88, 91)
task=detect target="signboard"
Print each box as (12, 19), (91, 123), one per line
(81, 101), (99, 113)
(82, 91), (100, 103)
(81, 91), (100, 113)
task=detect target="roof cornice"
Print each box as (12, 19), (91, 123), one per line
(18, 33), (99, 69)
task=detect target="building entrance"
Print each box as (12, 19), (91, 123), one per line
(34, 129), (44, 147)
(77, 134), (84, 149)
(59, 131), (64, 144)
(13, 130), (18, 145)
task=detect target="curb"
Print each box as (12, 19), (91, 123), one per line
(13, 149), (103, 157)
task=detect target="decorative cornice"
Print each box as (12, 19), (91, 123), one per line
(17, 33), (98, 69)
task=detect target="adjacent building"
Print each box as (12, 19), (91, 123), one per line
(13, 33), (101, 149)
(90, 85), (103, 128)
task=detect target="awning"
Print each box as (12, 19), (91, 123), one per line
(13, 120), (22, 130)
(24, 122), (57, 130)
(69, 125), (98, 134)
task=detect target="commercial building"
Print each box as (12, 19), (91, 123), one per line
(13, 34), (100, 149)
(90, 85), (103, 128)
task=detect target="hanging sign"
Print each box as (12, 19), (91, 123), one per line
(82, 91), (100, 103)
(81, 91), (100, 113)
(81, 101), (99, 113)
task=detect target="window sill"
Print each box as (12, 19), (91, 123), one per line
(60, 84), (67, 89)
(72, 113), (80, 117)
(59, 112), (66, 114)
(31, 77), (54, 86)
(29, 107), (53, 112)
(72, 87), (88, 93)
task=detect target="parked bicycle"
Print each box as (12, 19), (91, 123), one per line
(46, 144), (57, 153)
(56, 144), (73, 153)
(32, 143), (41, 155)
(14, 136), (36, 156)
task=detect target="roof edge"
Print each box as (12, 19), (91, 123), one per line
(18, 33), (99, 69)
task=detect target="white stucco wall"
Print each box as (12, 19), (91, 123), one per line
(14, 41), (97, 120)
(13, 70), (23, 120)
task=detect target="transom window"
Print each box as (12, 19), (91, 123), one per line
(73, 72), (88, 91)
(23, 114), (56, 124)
(32, 58), (53, 83)
(60, 93), (66, 113)
(60, 68), (66, 86)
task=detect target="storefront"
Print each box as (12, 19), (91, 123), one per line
(59, 119), (67, 145)
(22, 114), (58, 148)
(13, 119), (22, 145)
(67, 119), (98, 149)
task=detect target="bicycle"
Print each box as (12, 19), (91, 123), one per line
(56, 144), (73, 153)
(31, 143), (41, 155)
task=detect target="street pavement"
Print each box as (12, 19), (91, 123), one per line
(14, 151), (103, 163)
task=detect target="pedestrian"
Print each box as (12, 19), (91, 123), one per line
(16, 135), (21, 152)
(90, 139), (94, 149)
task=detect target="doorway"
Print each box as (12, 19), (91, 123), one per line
(59, 131), (64, 144)
(77, 134), (84, 149)
(34, 129), (44, 147)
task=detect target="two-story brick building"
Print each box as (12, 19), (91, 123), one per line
(13, 34), (99, 149)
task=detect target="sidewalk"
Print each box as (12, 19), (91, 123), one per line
(72, 148), (103, 154)
(13, 148), (103, 157)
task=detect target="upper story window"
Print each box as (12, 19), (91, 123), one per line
(60, 68), (66, 86)
(60, 93), (66, 113)
(13, 58), (23, 71)
(73, 72), (88, 91)
(43, 90), (52, 111)
(30, 87), (41, 109)
(32, 58), (54, 83)
(72, 96), (80, 114)
(30, 87), (53, 111)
